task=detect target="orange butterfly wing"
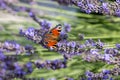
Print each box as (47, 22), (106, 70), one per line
(43, 24), (62, 49)
(50, 24), (62, 36)
(51, 28), (60, 36)
(46, 40), (57, 48)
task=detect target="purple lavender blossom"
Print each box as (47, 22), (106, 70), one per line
(40, 78), (45, 80)
(20, 28), (43, 44)
(64, 23), (71, 32)
(104, 48), (118, 56)
(29, 11), (51, 31)
(34, 59), (67, 70)
(95, 39), (104, 49)
(19, 29), (24, 36)
(0, 69), (6, 80)
(116, 0), (120, 4)
(110, 77), (113, 80)
(115, 9), (120, 17)
(102, 69), (110, 74)
(102, 75), (109, 79)
(77, 1), (84, 7)
(0, 1), (6, 9)
(57, 41), (86, 59)
(40, 20), (51, 30)
(25, 45), (35, 55)
(86, 4), (94, 14)
(85, 70), (93, 78)
(3, 40), (21, 54)
(25, 62), (33, 73)
(90, 49), (99, 55)
(85, 39), (96, 47)
(101, 2), (110, 14)
(0, 41), (35, 55)
(25, 27), (35, 37)
(53, 0), (120, 17)
(0, 51), (6, 61)
(14, 63), (26, 78)
(67, 41), (76, 47)
(59, 32), (68, 40)
(104, 54), (112, 62)
(87, 78), (92, 80)
(116, 44), (120, 49)
(29, 11), (34, 17)
(67, 78), (74, 80)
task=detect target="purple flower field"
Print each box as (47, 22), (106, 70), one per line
(0, 0), (120, 80)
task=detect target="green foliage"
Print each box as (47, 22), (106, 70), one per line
(0, 0), (120, 80)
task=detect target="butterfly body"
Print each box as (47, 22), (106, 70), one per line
(42, 24), (62, 49)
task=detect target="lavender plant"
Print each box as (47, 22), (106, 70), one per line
(0, 41), (67, 80)
(0, 0), (120, 80)
(19, 11), (120, 79)
(52, 0), (120, 17)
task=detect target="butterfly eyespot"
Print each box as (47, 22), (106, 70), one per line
(50, 46), (57, 50)
(58, 26), (61, 29)
(56, 26), (62, 30)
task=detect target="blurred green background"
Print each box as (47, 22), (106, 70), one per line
(0, 0), (120, 80)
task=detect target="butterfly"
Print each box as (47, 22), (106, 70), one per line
(42, 24), (62, 50)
